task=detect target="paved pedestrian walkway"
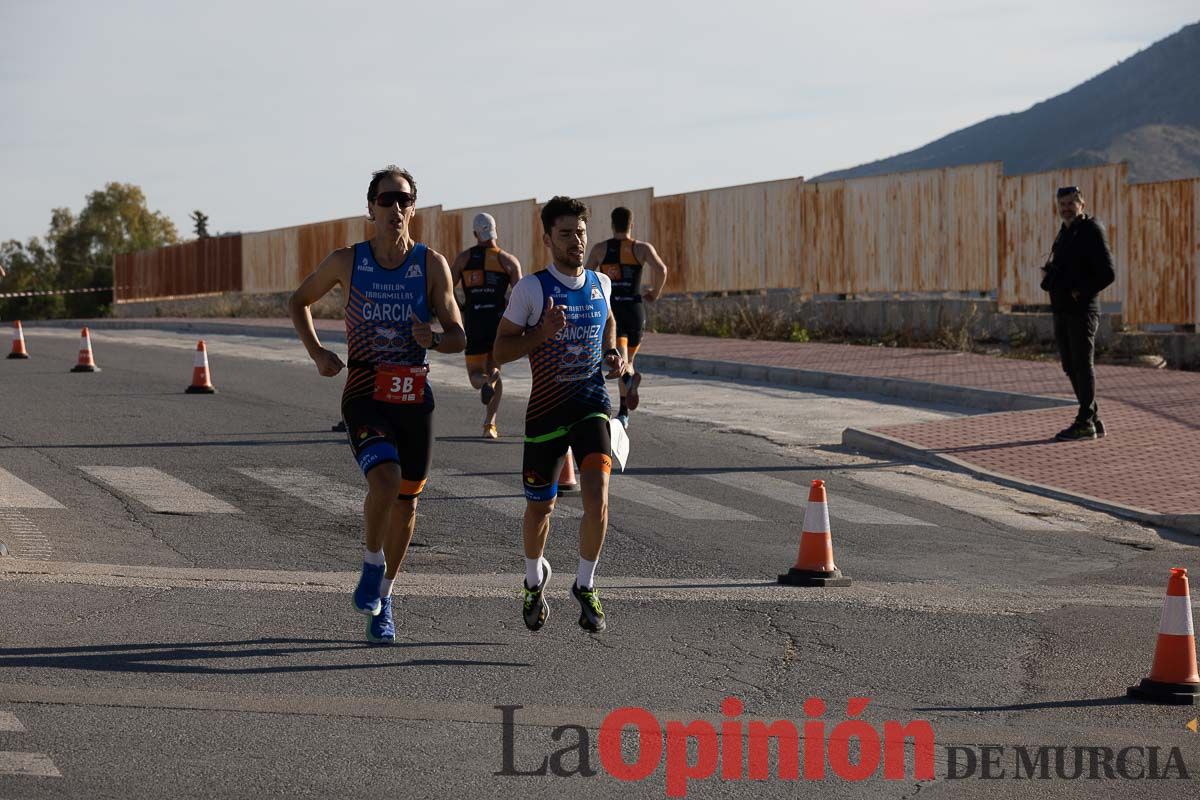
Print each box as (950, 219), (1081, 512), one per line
(639, 333), (1200, 523)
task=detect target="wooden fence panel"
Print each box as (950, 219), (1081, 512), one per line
(651, 194), (688, 293)
(114, 235), (242, 302)
(1124, 178), (1199, 325)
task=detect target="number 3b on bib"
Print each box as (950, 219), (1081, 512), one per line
(373, 364), (429, 404)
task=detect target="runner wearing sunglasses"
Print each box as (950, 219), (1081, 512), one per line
(288, 165), (465, 644)
(449, 213), (523, 439)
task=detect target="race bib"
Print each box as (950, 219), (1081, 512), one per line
(373, 364), (428, 404)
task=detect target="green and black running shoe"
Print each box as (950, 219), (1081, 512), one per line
(1056, 422), (1097, 441)
(571, 582), (607, 633)
(522, 562), (552, 632)
(1094, 417), (1106, 438)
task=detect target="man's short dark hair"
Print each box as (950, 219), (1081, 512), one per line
(611, 206), (633, 233)
(1056, 185), (1081, 199)
(540, 196), (589, 235)
(368, 165), (417, 205)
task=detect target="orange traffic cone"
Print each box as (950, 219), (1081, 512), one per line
(185, 339), (217, 394)
(1128, 568), (1200, 705)
(7, 321), (30, 359)
(558, 449), (580, 494)
(70, 327), (99, 372)
(778, 479), (851, 587)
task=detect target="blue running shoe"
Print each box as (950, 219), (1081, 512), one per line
(353, 562), (384, 616)
(367, 596), (396, 644)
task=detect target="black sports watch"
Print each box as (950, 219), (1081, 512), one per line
(604, 347), (620, 358)
(430, 331), (444, 350)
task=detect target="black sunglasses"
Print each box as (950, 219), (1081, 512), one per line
(374, 191), (415, 208)
(1056, 186), (1081, 199)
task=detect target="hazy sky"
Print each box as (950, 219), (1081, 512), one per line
(1, 1), (1196, 244)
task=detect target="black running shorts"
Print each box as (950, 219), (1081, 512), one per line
(342, 393), (434, 496)
(612, 301), (646, 349)
(522, 415), (612, 501)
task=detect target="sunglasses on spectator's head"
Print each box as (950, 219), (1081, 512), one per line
(375, 191), (415, 208)
(1056, 186), (1081, 199)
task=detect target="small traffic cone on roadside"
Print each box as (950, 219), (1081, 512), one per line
(70, 327), (99, 372)
(185, 339), (217, 394)
(7, 321), (30, 359)
(1128, 568), (1200, 705)
(779, 479), (851, 587)
(558, 449), (580, 494)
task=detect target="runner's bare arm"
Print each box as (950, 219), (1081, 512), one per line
(449, 249), (468, 289)
(501, 251), (523, 284)
(289, 247), (351, 376)
(635, 241), (668, 301)
(603, 306), (624, 377)
(422, 249), (466, 353)
(493, 298), (565, 365)
(584, 242), (605, 271)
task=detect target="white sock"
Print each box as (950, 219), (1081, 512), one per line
(379, 576), (395, 598)
(525, 557), (545, 589)
(364, 548), (385, 566)
(577, 558), (598, 589)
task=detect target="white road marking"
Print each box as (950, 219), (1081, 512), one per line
(430, 468), (582, 519)
(0, 560), (1168, 616)
(0, 509), (52, 560)
(235, 467), (365, 517)
(609, 476), (760, 521)
(703, 471), (934, 526)
(0, 468), (64, 509)
(0, 711), (25, 732)
(845, 471), (1086, 531)
(80, 467), (239, 514)
(0, 751), (62, 777)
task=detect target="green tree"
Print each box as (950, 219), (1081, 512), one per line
(0, 238), (66, 319)
(191, 210), (210, 239)
(48, 182), (179, 316)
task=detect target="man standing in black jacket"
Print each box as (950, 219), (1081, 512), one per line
(1041, 186), (1116, 441)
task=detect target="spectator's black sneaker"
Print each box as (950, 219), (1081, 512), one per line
(571, 582), (607, 633)
(521, 562), (552, 632)
(1056, 422), (1097, 441)
(1094, 417), (1106, 438)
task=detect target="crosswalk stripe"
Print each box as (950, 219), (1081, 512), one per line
(0, 509), (52, 560)
(80, 467), (239, 514)
(703, 472), (934, 526)
(845, 471), (1085, 531)
(825, 495), (935, 527)
(0, 468), (64, 509)
(0, 712), (25, 732)
(429, 469), (582, 519)
(0, 751), (62, 777)
(235, 468), (365, 517)
(609, 476), (760, 521)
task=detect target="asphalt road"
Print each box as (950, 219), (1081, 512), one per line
(1, 328), (1197, 799)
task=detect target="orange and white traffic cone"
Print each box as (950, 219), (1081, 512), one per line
(185, 339), (216, 394)
(558, 448), (580, 494)
(70, 327), (99, 372)
(7, 321), (30, 359)
(778, 479), (851, 587)
(1128, 567), (1199, 705)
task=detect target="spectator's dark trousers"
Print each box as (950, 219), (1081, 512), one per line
(1053, 311), (1099, 424)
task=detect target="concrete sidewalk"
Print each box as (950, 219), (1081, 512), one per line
(637, 333), (1200, 534)
(25, 318), (1200, 533)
